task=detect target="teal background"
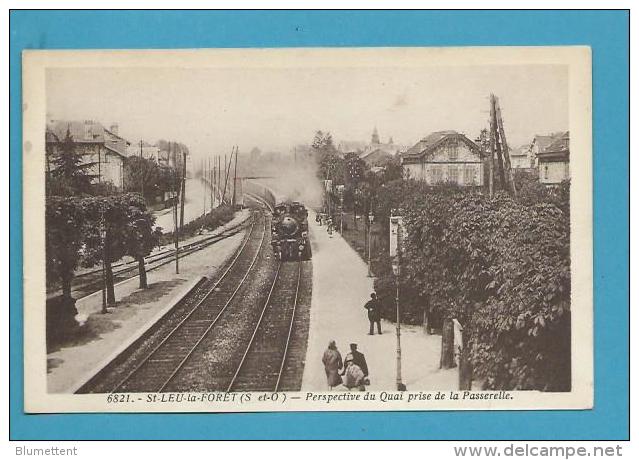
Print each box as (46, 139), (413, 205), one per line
(9, 10), (629, 440)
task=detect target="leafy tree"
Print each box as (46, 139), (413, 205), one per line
(344, 152), (366, 185)
(82, 194), (138, 305)
(382, 156), (404, 183)
(371, 180), (571, 391)
(312, 130), (344, 183)
(46, 196), (87, 302)
(48, 127), (96, 196)
(311, 130), (336, 155)
(124, 156), (162, 200)
(121, 195), (162, 289)
(342, 152), (368, 227)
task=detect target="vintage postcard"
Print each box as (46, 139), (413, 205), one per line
(22, 47), (592, 413)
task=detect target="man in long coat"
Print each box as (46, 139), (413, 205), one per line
(322, 340), (343, 389)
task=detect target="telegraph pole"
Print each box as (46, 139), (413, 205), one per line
(221, 148), (233, 205)
(139, 140), (144, 200)
(488, 94), (516, 197)
(171, 142), (179, 274)
(232, 146), (239, 208)
(201, 158), (206, 219)
(209, 156), (214, 212)
(100, 210), (108, 314)
(217, 156), (221, 204)
(180, 149), (186, 232)
(495, 96), (517, 197)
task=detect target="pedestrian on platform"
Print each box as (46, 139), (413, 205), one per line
(364, 292), (382, 335)
(342, 343), (369, 390)
(322, 340), (343, 390)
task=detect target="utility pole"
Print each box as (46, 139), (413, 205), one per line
(488, 116), (496, 198)
(217, 155), (221, 204)
(180, 149), (186, 231)
(139, 139), (144, 200)
(221, 148), (233, 205)
(170, 142), (179, 274)
(223, 154), (228, 203)
(495, 96), (517, 197)
(490, 95), (506, 190)
(201, 158), (206, 219)
(232, 146), (239, 208)
(209, 156), (213, 212)
(488, 93), (516, 197)
(100, 210), (108, 314)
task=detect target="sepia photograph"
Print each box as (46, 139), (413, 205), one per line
(21, 46), (593, 413)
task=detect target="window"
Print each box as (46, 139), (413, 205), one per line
(543, 165), (549, 180)
(446, 143), (458, 160)
(464, 166), (477, 185)
(431, 165), (443, 184)
(447, 165), (458, 184)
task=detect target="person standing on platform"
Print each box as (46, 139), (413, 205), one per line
(364, 292), (382, 335)
(322, 340), (343, 390)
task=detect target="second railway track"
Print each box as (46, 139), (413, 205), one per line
(227, 260), (302, 392)
(78, 204), (313, 394)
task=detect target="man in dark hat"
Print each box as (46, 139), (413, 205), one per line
(364, 292), (382, 335)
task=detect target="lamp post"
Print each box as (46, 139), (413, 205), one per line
(367, 212), (374, 277)
(390, 211), (405, 391)
(100, 210), (108, 314)
(335, 184), (345, 234)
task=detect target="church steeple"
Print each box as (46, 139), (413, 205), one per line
(371, 127), (380, 144)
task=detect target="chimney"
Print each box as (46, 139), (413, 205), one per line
(110, 123), (119, 135)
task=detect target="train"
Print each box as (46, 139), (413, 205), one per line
(271, 201), (311, 260)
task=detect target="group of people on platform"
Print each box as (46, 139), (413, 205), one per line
(315, 211), (335, 237)
(321, 292), (384, 391)
(322, 341), (369, 391)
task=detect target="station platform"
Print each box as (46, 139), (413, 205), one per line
(301, 210), (457, 392)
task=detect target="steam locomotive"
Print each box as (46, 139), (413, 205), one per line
(271, 201), (311, 260)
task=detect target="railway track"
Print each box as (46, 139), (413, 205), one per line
(77, 211), (266, 393)
(107, 214), (268, 393)
(227, 260), (302, 392)
(78, 197), (313, 394)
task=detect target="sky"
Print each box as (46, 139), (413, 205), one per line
(46, 64), (568, 161)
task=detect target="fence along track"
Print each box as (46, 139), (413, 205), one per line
(107, 212), (267, 393)
(227, 259), (302, 392)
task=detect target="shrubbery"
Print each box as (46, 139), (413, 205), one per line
(372, 180), (571, 391)
(160, 205), (235, 245)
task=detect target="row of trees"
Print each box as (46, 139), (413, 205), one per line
(47, 193), (161, 307)
(45, 128), (165, 312)
(370, 179), (571, 391)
